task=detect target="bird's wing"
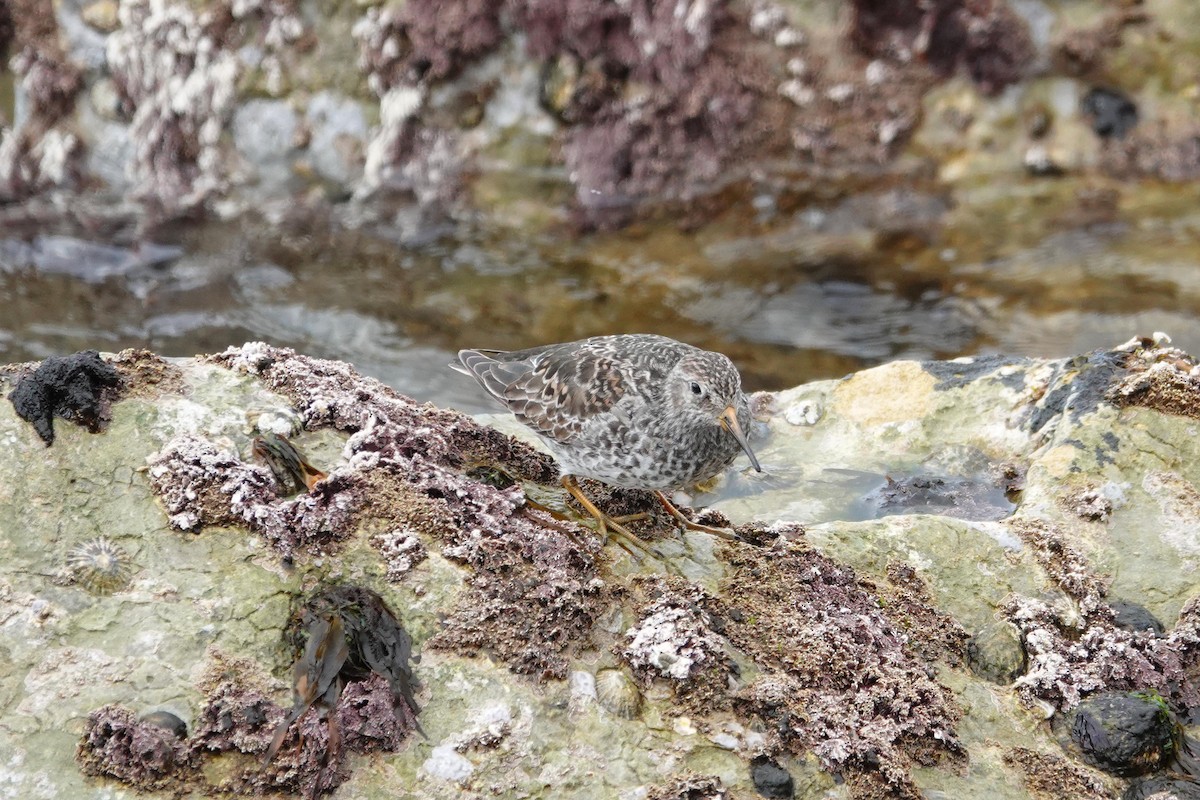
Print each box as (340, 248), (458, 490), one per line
(452, 349), (525, 403)
(456, 341), (639, 445)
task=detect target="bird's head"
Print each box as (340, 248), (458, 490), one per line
(667, 352), (762, 472)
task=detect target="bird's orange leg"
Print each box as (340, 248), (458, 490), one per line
(561, 476), (659, 559)
(653, 490), (746, 543)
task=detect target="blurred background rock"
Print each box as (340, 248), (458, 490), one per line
(2, 0), (1199, 411)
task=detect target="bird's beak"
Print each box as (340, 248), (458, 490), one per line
(719, 406), (762, 472)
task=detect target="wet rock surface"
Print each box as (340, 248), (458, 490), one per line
(967, 621), (1027, 686)
(1111, 601), (1166, 636)
(1124, 776), (1200, 800)
(3, 337), (1200, 798)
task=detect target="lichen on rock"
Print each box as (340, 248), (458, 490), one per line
(1001, 523), (1200, 714)
(622, 576), (736, 706)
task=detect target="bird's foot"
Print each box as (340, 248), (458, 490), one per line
(561, 477), (667, 561)
(596, 516), (663, 562)
(653, 491), (751, 545)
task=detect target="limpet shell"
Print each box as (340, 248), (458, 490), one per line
(66, 538), (132, 595)
(595, 668), (642, 718)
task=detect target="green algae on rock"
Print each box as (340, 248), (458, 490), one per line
(1059, 691), (1178, 778)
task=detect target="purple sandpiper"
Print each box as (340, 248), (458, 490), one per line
(451, 334), (761, 547)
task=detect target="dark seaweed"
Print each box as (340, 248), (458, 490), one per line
(8, 350), (121, 445)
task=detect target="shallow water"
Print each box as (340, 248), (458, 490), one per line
(4, 179), (1200, 414)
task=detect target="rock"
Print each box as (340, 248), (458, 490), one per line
(81, 0), (120, 33)
(1082, 87), (1139, 139)
(5, 340), (1200, 799)
(1063, 692), (1176, 777)
(84, 120), (134, 190)
(304, 92), (367, 186)
(422, 743), (474, 782)
(1024, 144), (1067, 177)
(750, 757), (795, 799)
(139, 711), (188, 739)
(88, 78), (122, 120)
(1111, 601), (1166, 636)
(967, 621), (1027, 685)
(233, 99), (299, 191)
(1123, 776), (1200, 800)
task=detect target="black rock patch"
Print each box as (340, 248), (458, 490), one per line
(8, 350), (122, 445)
(1082, 87), (1139, 139)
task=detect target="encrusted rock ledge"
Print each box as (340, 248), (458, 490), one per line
(1, 337), (1198, 799)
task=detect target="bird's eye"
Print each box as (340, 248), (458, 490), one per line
(690, 381), (703, 396)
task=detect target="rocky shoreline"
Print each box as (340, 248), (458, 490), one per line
(1, 337), (1198, 798)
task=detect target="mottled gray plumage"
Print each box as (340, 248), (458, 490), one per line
(452, 334), (760, 491)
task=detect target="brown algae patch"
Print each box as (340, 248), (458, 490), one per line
(878, 562), (969, 666)
(252, 432), (327, 494)
(717, 534), (963, 799)
(422, 467), (609, 678)
(109, 348), (186, 400)
(78, 632), (420, 798)
(1002, 747), (1112, 800)
(259, 586), (421, 796)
